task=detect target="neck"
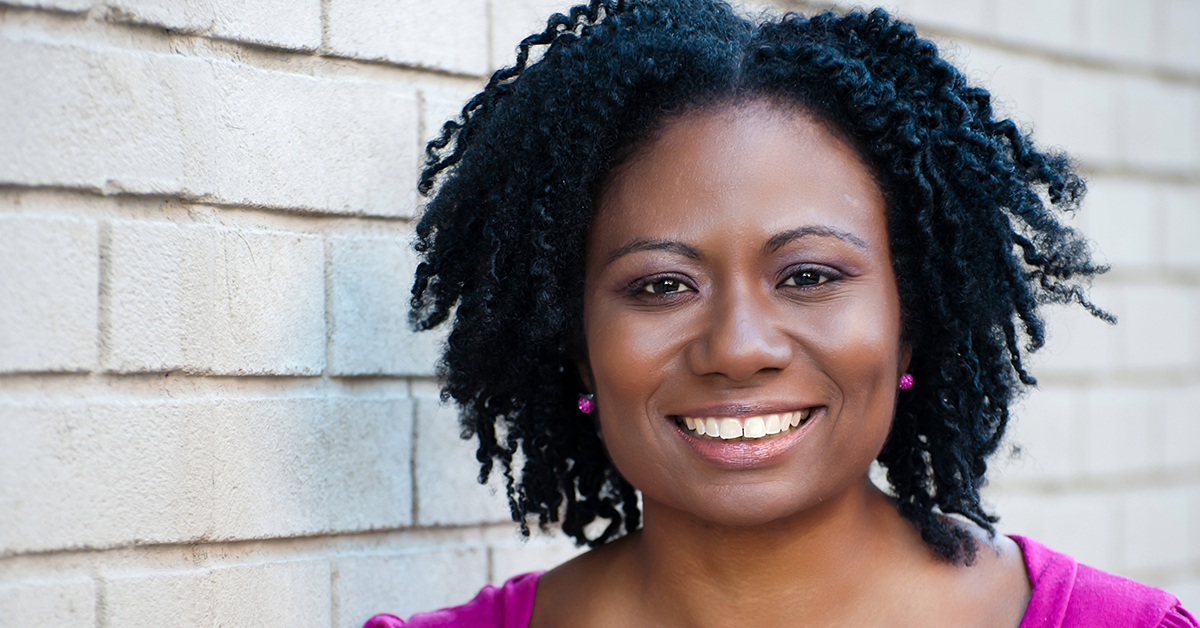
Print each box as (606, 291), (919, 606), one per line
(623, 476), (921, 626)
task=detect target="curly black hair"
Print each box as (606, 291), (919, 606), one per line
(409, 0), (1111, 563)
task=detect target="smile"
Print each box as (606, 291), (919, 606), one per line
(677, 409), (812, 440)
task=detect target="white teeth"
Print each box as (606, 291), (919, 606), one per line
(679, 410), (812, 440)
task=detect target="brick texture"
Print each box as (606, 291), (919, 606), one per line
(413, 396), (512, 526)
(0, 215), (98, 373)
(105, 560), (331, 628)
(0, 38), (418, 216)
(0, 577), (95, 628)
(0, 398), (412, 553)
(327, 235), (442, 377)
(326, 0), (490, 75)
(333, 548), (488, 628)
(103, 221), (326, 375)
(106, 0), (322, 51)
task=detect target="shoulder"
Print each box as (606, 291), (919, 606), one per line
(363, 572), (542, 628)
(1012, 535), (1198, 628)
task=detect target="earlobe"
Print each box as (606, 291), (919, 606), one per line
(900, 344), (913, 374)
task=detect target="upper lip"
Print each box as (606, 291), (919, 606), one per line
(667, 402), (814, 419)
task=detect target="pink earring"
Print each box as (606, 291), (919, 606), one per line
(898, 373), (914, 390)
(578, 393), (595, 414)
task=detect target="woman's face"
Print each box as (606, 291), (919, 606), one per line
(581, 101), (909, 526)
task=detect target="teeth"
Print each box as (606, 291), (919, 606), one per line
(679, 409), (811, 440)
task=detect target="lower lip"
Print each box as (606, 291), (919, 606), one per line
(672, 408), (824, 470)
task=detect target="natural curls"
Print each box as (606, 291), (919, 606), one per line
(410, 0), (1110, 562)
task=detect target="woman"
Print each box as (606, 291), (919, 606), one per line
(369, 1), (1196, 626)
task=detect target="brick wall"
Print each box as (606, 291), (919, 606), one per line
(0, 0), (1195, 625)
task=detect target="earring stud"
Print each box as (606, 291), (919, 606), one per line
(898, 373), (914, 390)
(578, 393), (595, 414)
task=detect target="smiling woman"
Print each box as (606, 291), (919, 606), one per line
(365, 1), (1196, 627)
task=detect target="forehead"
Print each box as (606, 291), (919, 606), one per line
(592, 101), (887, 252)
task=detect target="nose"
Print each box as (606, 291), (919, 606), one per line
(687, 280), (794, 382)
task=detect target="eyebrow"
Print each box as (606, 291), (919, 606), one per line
(603, 224), (867, 267)
(763, 226), (868, 253)
(604, 238), (702, 266)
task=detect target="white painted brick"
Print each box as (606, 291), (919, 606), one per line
(903, 0), (992, 35)
(994, 0), (1079, 52)
(1081, 178), (1158, 268)
(992, 389), (1078, 482)
(328, 236), (443, 377)
(1167, 580), (1200, 620)
(1124, 488), (1191, 573)
(0, 577), (95, 628)
(489, 0), (574, 72)
(1084, 0), (1154, 64)
(953, 46), (1040, 126)
(1036, 68), (1121, 166)
(1190, 487), (1200, 565)
(1080, 388), (1163, 477)
(105, 560), (330, 628)
(491, 535), (583, 583)
(1122, 285), (1196, 370)
(327, 0), (489, 76)
(106, 0), (321, 51)
(1030, 291), (1121, 373)
(1165, 388), (1200, 468)
(420, 88), (479, 157)
(1164, 185), (1200, 269)
(1, 0), (91, 12)
(0, 38), (418, 216)
(1163, 0), (1200, 73)
(413, 396), (511, 526)
(333, 548), (488, 628)
(104, 221), (325, 375)
(0, 215), (98, 373)
(0, 398), (412, 553)
(1124, 78), (1198, 172)
(990, 491), (1123, 572)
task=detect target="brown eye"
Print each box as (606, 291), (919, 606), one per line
(642, 278), (693, 295)
(781, 269), (830, 287)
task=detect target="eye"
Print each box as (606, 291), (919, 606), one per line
(780, 268), (833, 288)
(641, 277), (693, 295)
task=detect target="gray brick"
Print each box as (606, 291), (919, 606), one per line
(0, 215), (98, 373)
(103, 221), (325, 375)
(327, 235), (443, 377)
(0, 38), (418, 216)
(105, 560), (330, 628)
(0, 398), (412, 553)
(106, 0), (322, 50)
(0, 577), (96, 628)
(333, 548), (487, 628)
(327, 0), (489, 76)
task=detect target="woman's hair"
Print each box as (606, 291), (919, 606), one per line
(410, 0), (1110, 563)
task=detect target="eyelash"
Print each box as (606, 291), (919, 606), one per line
(628, 266), (842, 297)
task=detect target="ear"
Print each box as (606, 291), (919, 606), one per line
(900, 343), (912, 374)
(576, 360), (595, 394)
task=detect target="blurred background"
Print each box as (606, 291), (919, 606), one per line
(0, 0), (1196, 625)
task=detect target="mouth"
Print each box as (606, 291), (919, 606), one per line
(673, 409), (813, 440)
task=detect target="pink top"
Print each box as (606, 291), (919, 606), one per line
(364, 536), (1197, 628)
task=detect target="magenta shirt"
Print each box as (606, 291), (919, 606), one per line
(365, 536), (1197, 628)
